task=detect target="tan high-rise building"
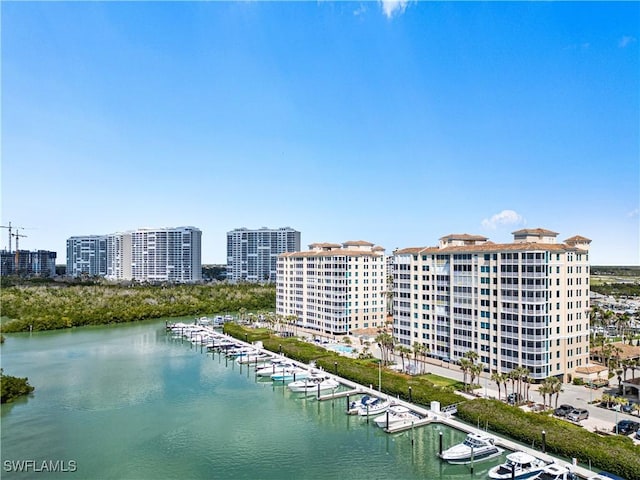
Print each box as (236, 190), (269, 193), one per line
(392, 229), (591, 382)
(276, 241), (386, 335)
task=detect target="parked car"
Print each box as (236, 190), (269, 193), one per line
(566, 408), (589, 421)
(554, 404), (574, 417)
(507, 393), (523, 405)
(613, 420), (640, 435)
(635, 430), (640, 440)
(622, 401), (637, 414)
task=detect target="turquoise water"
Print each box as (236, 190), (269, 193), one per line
(1, 320), (508, 479)
(325, 344), (354, 354)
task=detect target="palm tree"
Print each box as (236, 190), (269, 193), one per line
(501, 374), (509, 401)
(412, 342), (419, 369)
(375, 332), (394, 365)
(518, 368), (531, 402)
(398, 345), (410, 372)
(632, 402), (640, 418)
(459, 358), (472, 392)
(491, 372), (504, 401)
(469, 363), (483, 392)
(538, 383), (550, 408)
(544, 376), (563, 409)
(508, 370), (519, 398)
(420, 344), (430, 374)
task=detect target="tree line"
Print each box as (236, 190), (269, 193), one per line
(0, 283), (276, 332)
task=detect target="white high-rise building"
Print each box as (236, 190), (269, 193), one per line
(68, 226), (201, 283)
(276, 241), (386, 335)
(130, 227), (201, 283)
(392, 229), (591, 382)
(227, 227), (300, 283)
(66, 235), (108, 277)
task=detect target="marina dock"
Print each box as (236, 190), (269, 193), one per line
(168, 321), (604, 479)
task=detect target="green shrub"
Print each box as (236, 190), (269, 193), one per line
(1, 369), (35, 403)
(457, 399), (640, 480)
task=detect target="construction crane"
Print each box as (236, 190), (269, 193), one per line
(13, 228), (27, 275)
(0, 221), (12, 252)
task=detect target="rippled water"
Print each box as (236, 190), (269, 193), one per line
(1, 319), (507, 479)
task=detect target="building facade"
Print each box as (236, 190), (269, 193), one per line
(392, 229), (591, 382)
(67, 227), (202, 283)
(1, 250), (57, 277)
(227, 227), (301, 283)
(66, 235), (108, 277)
(129, 227), (202, 283)
(276, 241), (386, 335)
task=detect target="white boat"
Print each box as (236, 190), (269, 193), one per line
(236, 353), (271, 364)
(226, 347), (256, 357)
(271, 367), (311, 382)
(347, 395), (377, 415)
(373, 405), (422, 429)
(287, 374), (340, 393)
(533, 463), (576, 480)
(347, 396), (392, 417)
(440, 432), (502, 464)
(256, 361), (296, 377)
(488, 451), (549, 479)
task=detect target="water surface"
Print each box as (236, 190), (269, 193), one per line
(1, 319), (507, 479)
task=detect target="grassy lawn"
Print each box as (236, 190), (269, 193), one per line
(415, 373), (462, 389)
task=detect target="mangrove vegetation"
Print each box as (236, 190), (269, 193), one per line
(0, 283), (276, 332)
(1, 369), (35, 404)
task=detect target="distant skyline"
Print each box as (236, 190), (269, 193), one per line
(2, 2), (638, 265)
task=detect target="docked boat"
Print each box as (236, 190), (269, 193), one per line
(347, 395), (377, 415)
(533, 463), (576, 480)
(236, 353), (271, 364)
(226, 347), (257, 357)
(439, 432), (502, 464)
(488, 451), (548, 479)
(347, 396), (392, 416)
(287, 374), (340, 393)
(373, 405), (422, 429)
(255, 360), (296, 377)
(271, 367), (311, 382)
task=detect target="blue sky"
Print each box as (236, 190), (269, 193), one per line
(2, 1), (638, 265)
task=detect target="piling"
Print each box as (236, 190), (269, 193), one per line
(542, 430), (546, 453)
(439, 431), (443, 456)
(470, 445), (474, 474)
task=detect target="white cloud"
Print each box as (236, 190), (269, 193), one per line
(619, 36), (636, 48)
(481, 210), (526, 230)
(628, 208), (639, 218)
(380, 0), (409, 19)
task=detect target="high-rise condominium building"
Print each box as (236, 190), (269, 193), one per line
(392, 229), (591, 382)
(276, 241), (387, 335)
(227, 227), (301, 283)
(67, 235), (108, 277)
(130, 227), (201, 283)
(67, 227), (202, 283)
